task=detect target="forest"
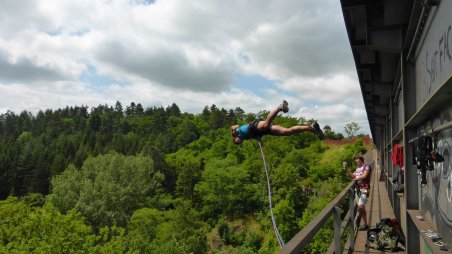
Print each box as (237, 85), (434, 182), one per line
(0, 101), (366, 253)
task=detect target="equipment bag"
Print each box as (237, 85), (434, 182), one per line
(367, 218), (405, 252)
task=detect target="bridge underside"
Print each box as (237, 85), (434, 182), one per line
(340, 0), (414, 150)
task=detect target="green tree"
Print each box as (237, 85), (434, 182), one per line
(174, 118), (199, 149)
(208, 104), (226, 129)
(166, 151), (203, 201)
(48, 153), (164, 229)
(272, 164), (304, 214)
(135, 103), (144, 116)
(126, 208), (164, 253)
(325, 131), (344, 140)
(195, 157), (259, 218)
(0, 197), (98, 253)
(167, 103), (181, 117)
(149, 199), (208, 254)
(125, 102), (136, 117)
(344, 122), (360, 137)
(273, 199), (299, 242)
(47, 164), (82, 213)
(114, 101), (123, 115)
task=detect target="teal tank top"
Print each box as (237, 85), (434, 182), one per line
(237, 124), (251, 140)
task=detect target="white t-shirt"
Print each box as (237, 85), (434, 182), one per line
(354, 164), (370, 187)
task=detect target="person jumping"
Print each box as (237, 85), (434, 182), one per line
(231, 100), (325, 145)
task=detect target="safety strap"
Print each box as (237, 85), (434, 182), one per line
(258, 140), (284, 247)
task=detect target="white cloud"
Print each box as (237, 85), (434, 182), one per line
(297, 104), (370, 135)
(278, 74), (362, 105)
(0, 82), (104, 113)
(0, 0), (370, 134)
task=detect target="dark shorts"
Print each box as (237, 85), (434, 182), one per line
(249, 120), (273, 138)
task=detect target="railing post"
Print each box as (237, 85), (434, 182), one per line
(349, 188), (355, 251)
(333, 206), (341, 253)
(280, 182), (355, 254)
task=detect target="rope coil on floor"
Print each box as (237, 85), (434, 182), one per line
(258, 140), (284, 247)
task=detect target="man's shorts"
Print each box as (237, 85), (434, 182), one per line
(357, 193), (368, 206)
(249, 119), (272, 137)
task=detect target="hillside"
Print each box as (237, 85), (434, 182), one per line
(0, 102), (367, 253)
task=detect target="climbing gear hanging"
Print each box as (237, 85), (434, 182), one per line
(258, 140), (284, 247)
(411, 135), (444, 185)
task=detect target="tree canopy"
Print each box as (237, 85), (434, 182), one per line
(0, 102), (367, 253)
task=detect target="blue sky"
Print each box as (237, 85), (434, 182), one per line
(0, 0), (370, 135)
(79, 64), (130, 90)
(235, 74), (282, 98)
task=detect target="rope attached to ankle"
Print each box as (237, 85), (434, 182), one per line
(258, 140), (284, 247)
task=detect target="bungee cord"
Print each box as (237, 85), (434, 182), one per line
(258, 140), (284, 247)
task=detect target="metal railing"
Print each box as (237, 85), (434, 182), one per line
(279, 181), (357, 254)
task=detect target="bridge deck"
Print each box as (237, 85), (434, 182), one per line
(352, 165), (405, 253)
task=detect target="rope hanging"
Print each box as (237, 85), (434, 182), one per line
(258, 140), (284, 247)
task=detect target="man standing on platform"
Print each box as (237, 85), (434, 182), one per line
(343, 156), (371, 231)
